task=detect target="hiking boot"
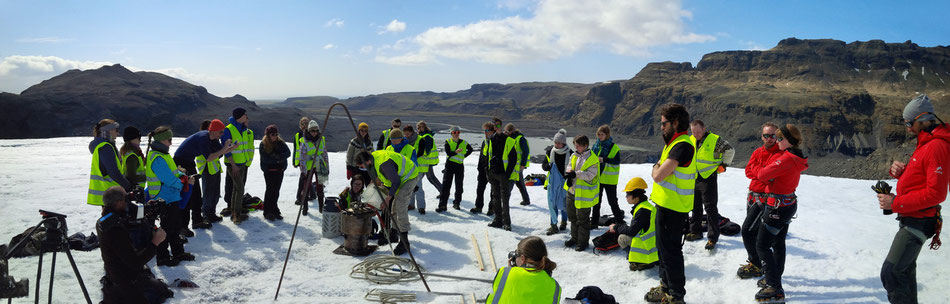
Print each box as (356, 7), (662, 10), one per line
(220, 208), (232, 217)
(487, 221), (503, 228)
(392, 232), (410, 255)
(407, 205), (415, 211)
(755, 286), (785, 303)
(502, 224), (511, 231)
(684, 233), (702, 241)
(452, 203), (461, 210)
(435, 207), (447, 213)
(630, 262), (657, 271)
(644, 284), (667, 302)
(206, 214), (223, 223)
(179, 234), (188, 244)
(519, 201), (530, 206)
(157, 257), (179, 267)
(181, 228), (195, 238)
(294, 199), (301, 205)
(470, 207), (482, 214)
(264, 213), (277, 221)
(193, 220), (212, 229)
(559, 220), (567, 231)
(564, 239), (577, 248)
(545, 225), (559, 235)
(573, 243), (588, 251)
(660, 294), (685, 304)
(418, 208), (426, 215)
(757, 278), (768, 288)
(738, 262), (764, 279)
(275, 214), (284, 220)
(174, 252), (195, 261)
(705, 240), (716, 250)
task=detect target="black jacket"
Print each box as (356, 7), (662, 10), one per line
(444, 138), (474, 168)
(259, 140), (291, 171)
(616, 204), (652, 237)
(488, 133), (517, 177)
(96, 213), (157, 303)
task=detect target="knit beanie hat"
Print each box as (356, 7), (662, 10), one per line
(449, 126), (461, 132)
(123, 126), (141, 142)
(903, 94), (936, 123)
(308, 120), (321, 132)
(153, 129), (173, 142)
(232, 107), (247, 119)
(358, 122), (369, 131)
(389, 129), (404, 139)
(265, 124), (279, 135)
(553, 129), (567, 144)
(208, 119), (226, 132)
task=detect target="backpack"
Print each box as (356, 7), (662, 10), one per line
(242, 193), (264, 211)
(567, 286), (618, 304)
(592, 231), (620, 253)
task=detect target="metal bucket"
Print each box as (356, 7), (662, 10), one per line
(342, 212), (374, 252)
(322, 197), (343, 238)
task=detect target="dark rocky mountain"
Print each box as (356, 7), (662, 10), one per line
(0, 64), (334, 148)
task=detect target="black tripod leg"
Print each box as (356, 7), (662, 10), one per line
(48, 251), (56, 304)
(35, 252), (42, 304)
(63, 247), (92, 304)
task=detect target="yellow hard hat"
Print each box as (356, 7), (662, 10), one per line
(624, 177), (648, 192)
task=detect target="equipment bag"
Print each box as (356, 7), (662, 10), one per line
(592, 231), (620, 253)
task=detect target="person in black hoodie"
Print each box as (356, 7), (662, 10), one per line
(487, 122), (518, 231)
(471, 122), (494, 214)
(97, 186), (172, 303)
(437, 126), (474, 211)
(259, 124), (291, 221)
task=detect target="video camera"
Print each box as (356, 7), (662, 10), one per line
(124, 186), (164, 226)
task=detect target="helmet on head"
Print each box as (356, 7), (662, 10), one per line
(623, 177), (648, 192)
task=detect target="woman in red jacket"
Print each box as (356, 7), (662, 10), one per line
(753, 124), (808, 302)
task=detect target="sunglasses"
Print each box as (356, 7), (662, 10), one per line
(484, 129), (492, 132)
(762, 134), (776, 139)
(660, 121), (671, 127)
(776, 136), (785, 142)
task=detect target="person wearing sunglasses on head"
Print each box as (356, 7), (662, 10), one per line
(753, 123), (808, 303)
(877, 94), (949, 304)
(259, 124), (290, 221)
(347, 122), (374, 182)
(738, 122), (782, 280)
(486, 236), (561, 304)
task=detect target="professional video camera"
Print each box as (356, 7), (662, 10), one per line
(122, 186), (164, 226)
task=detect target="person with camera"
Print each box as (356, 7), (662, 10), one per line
(752, 124), (807, 302)
(485, 236), (561, 303)
(89, 119), (133, 207)
(97, 186), (172, 303)
(145, 126), (197, 267)
(877, 94), (949, 304)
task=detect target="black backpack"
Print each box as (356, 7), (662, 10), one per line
(592, 231), (620, 253)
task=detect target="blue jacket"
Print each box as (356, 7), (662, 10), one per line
(391, 139), (418, 165)
(149, 142), (183, 204)
(174, 130), (212, 160)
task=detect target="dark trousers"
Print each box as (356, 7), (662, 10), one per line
(173, 157), (202, 225)
(689, 173), (721, 243)
(881, 217), (937, 304)
(742, 199), (765, 266)
(439, 162), (465, 208)
(755, 203), (797, 290)
(655, 206), (688, 299)
(514, 171), (530, 203)
(157, 203), (184, 260)
(488, 173), (512, 225)
(201, 172), (220, 218)
(263, 169), (284, 216)
(474, 166), (488, 209)
(565, 193), (592, 245)
(592, 184), (623, 225)
(224, 165), (248, 205)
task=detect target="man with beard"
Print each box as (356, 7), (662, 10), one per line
(737, 122), (782, 279)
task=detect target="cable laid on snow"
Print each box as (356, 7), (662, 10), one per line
(365, 288), (416, 304)
(351, 255), (425, 285)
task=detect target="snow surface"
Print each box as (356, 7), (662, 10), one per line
(1, 137), (948, 304)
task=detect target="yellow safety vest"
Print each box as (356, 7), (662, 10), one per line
(122, 152), (147, 189)
(690, 133), (722, 179)
(297, 136), (326, 171)
(627, 202), (659, 264)
(482, 138), (493, 170)
(88, 141), (122, 206)
(371, 150), (418, 189)
(145, 150), (179, 198)
(225, 123), (254, 166)
(486, 267), (561, 304)
(502, 137), (520, 181)
(512, 134), (529, 168)
(416, 133), (439, 166)
(381, 129), (392, 150)
(598, 144), (621, 185)
(386, 143), (417, 166)
(446, 139), (469, 164)
(564, 152), (600, 209)
(650, 134), (696, 213)
(293, 132), (302, 167)
(196, 154), (221, 175)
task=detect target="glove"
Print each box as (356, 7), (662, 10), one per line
(564, 171), (577, 179)
(566, 178), (574, 187)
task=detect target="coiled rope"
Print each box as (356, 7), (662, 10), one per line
(351, 255), (425, 285)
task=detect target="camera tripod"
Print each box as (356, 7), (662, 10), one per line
(2, 210), (92, 304)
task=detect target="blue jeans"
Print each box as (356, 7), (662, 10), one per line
(547, 166), (568, 225)
(201, 172), (221, 218)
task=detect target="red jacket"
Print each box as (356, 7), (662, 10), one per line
(746, 144), (782, 193)
(892, 123), (950, 218)
(758, 149), (808, 196)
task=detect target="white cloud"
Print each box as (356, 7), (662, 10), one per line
(376, 0), (714, 65)
(359, 45), (374, 54)
(15, 37), (75, 43)
(380, 19), (407, 34)
(323, 44), (337, 50)
(325, 18), (344, 28)
(496, 0), (539, 10)
(0, 55), (111, 76)
(740, 40), (765, 51)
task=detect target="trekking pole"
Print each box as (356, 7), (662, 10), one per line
(274, 166), (315, 300)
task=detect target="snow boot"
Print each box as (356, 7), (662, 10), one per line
(502, 224), (511, 231)
(174, 252), (195, 261)
(660, 294), (685, 304)
(180, 228), (195, 238)
(469, 207), (482, 214)
(519, 201), (529, 206)
(452, 202), (461, 210)
(738, 262), (764, 279)
(630, 261), (657, 271)
(684, 233), (702, 241)
(378, 229), (399, 246)
(757, 278), (767, 288)
(644, 284), (667, 302)
(564, 238), (577, 248)
(704, 240), (716, 250)
(193, 220), (212, 229)
(157, 256), (179, 267)
(418, 208), (426, 215)
(393, 232), (410, 255)
(545, 225), (559, 235)
(559, 220), (567, 231)
(755, 286), (785, 303)
(206, 214), (223, 223)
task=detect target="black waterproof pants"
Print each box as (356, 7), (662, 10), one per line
(157, 203), (184, 260)
(488, 173), (512, 226)
(263, 169), (284, 216)
(474, 165), (489, 210)
(755, 203), (797, 290)
(592, 184), (624, 225)
(439, 162), (465, 208)
(689, 173), (720, 243)
(655, 206), (688, 299)
(881, 217), (937, 304)
(173, 157), (202, 225)
(742, 198), (765, 267)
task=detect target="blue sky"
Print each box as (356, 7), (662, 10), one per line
(1, 0), (947, 99)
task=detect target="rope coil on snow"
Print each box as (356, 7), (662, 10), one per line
(351, 255), (426, 284)
(364, 288), (417, 304)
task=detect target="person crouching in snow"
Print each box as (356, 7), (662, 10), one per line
(542, 129), (572, 235)
(340, 173), (368, 210)
(609, 177), (658, 271)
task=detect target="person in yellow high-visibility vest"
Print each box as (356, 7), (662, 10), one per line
(563, 134), (599, 251)
(609, 177), (658, 271)
(222, 107), (254, 224)
(486, 236), (561, 304)
(376, 118), (402, 151)
(199, 119), (234, 225)
(470, 122), (496, 214)
(644, 104), (696, 304)
(415, 121), (442, 213)
(119, 126), (147, 190)
(88, 119), (132, 206)
(437, 126), (473, 212)
(591, 124), (624, 230)
(487, 124), (519, 231)
(355, 150), (420, 255)
(297, 120), (328, 215)
(685, 120), (735, 250)
(503, 123), (531, 206)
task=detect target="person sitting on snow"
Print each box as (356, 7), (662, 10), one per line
(608, 177), (658, 271)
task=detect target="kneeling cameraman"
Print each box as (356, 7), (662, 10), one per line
(97, 186), (172, 303)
